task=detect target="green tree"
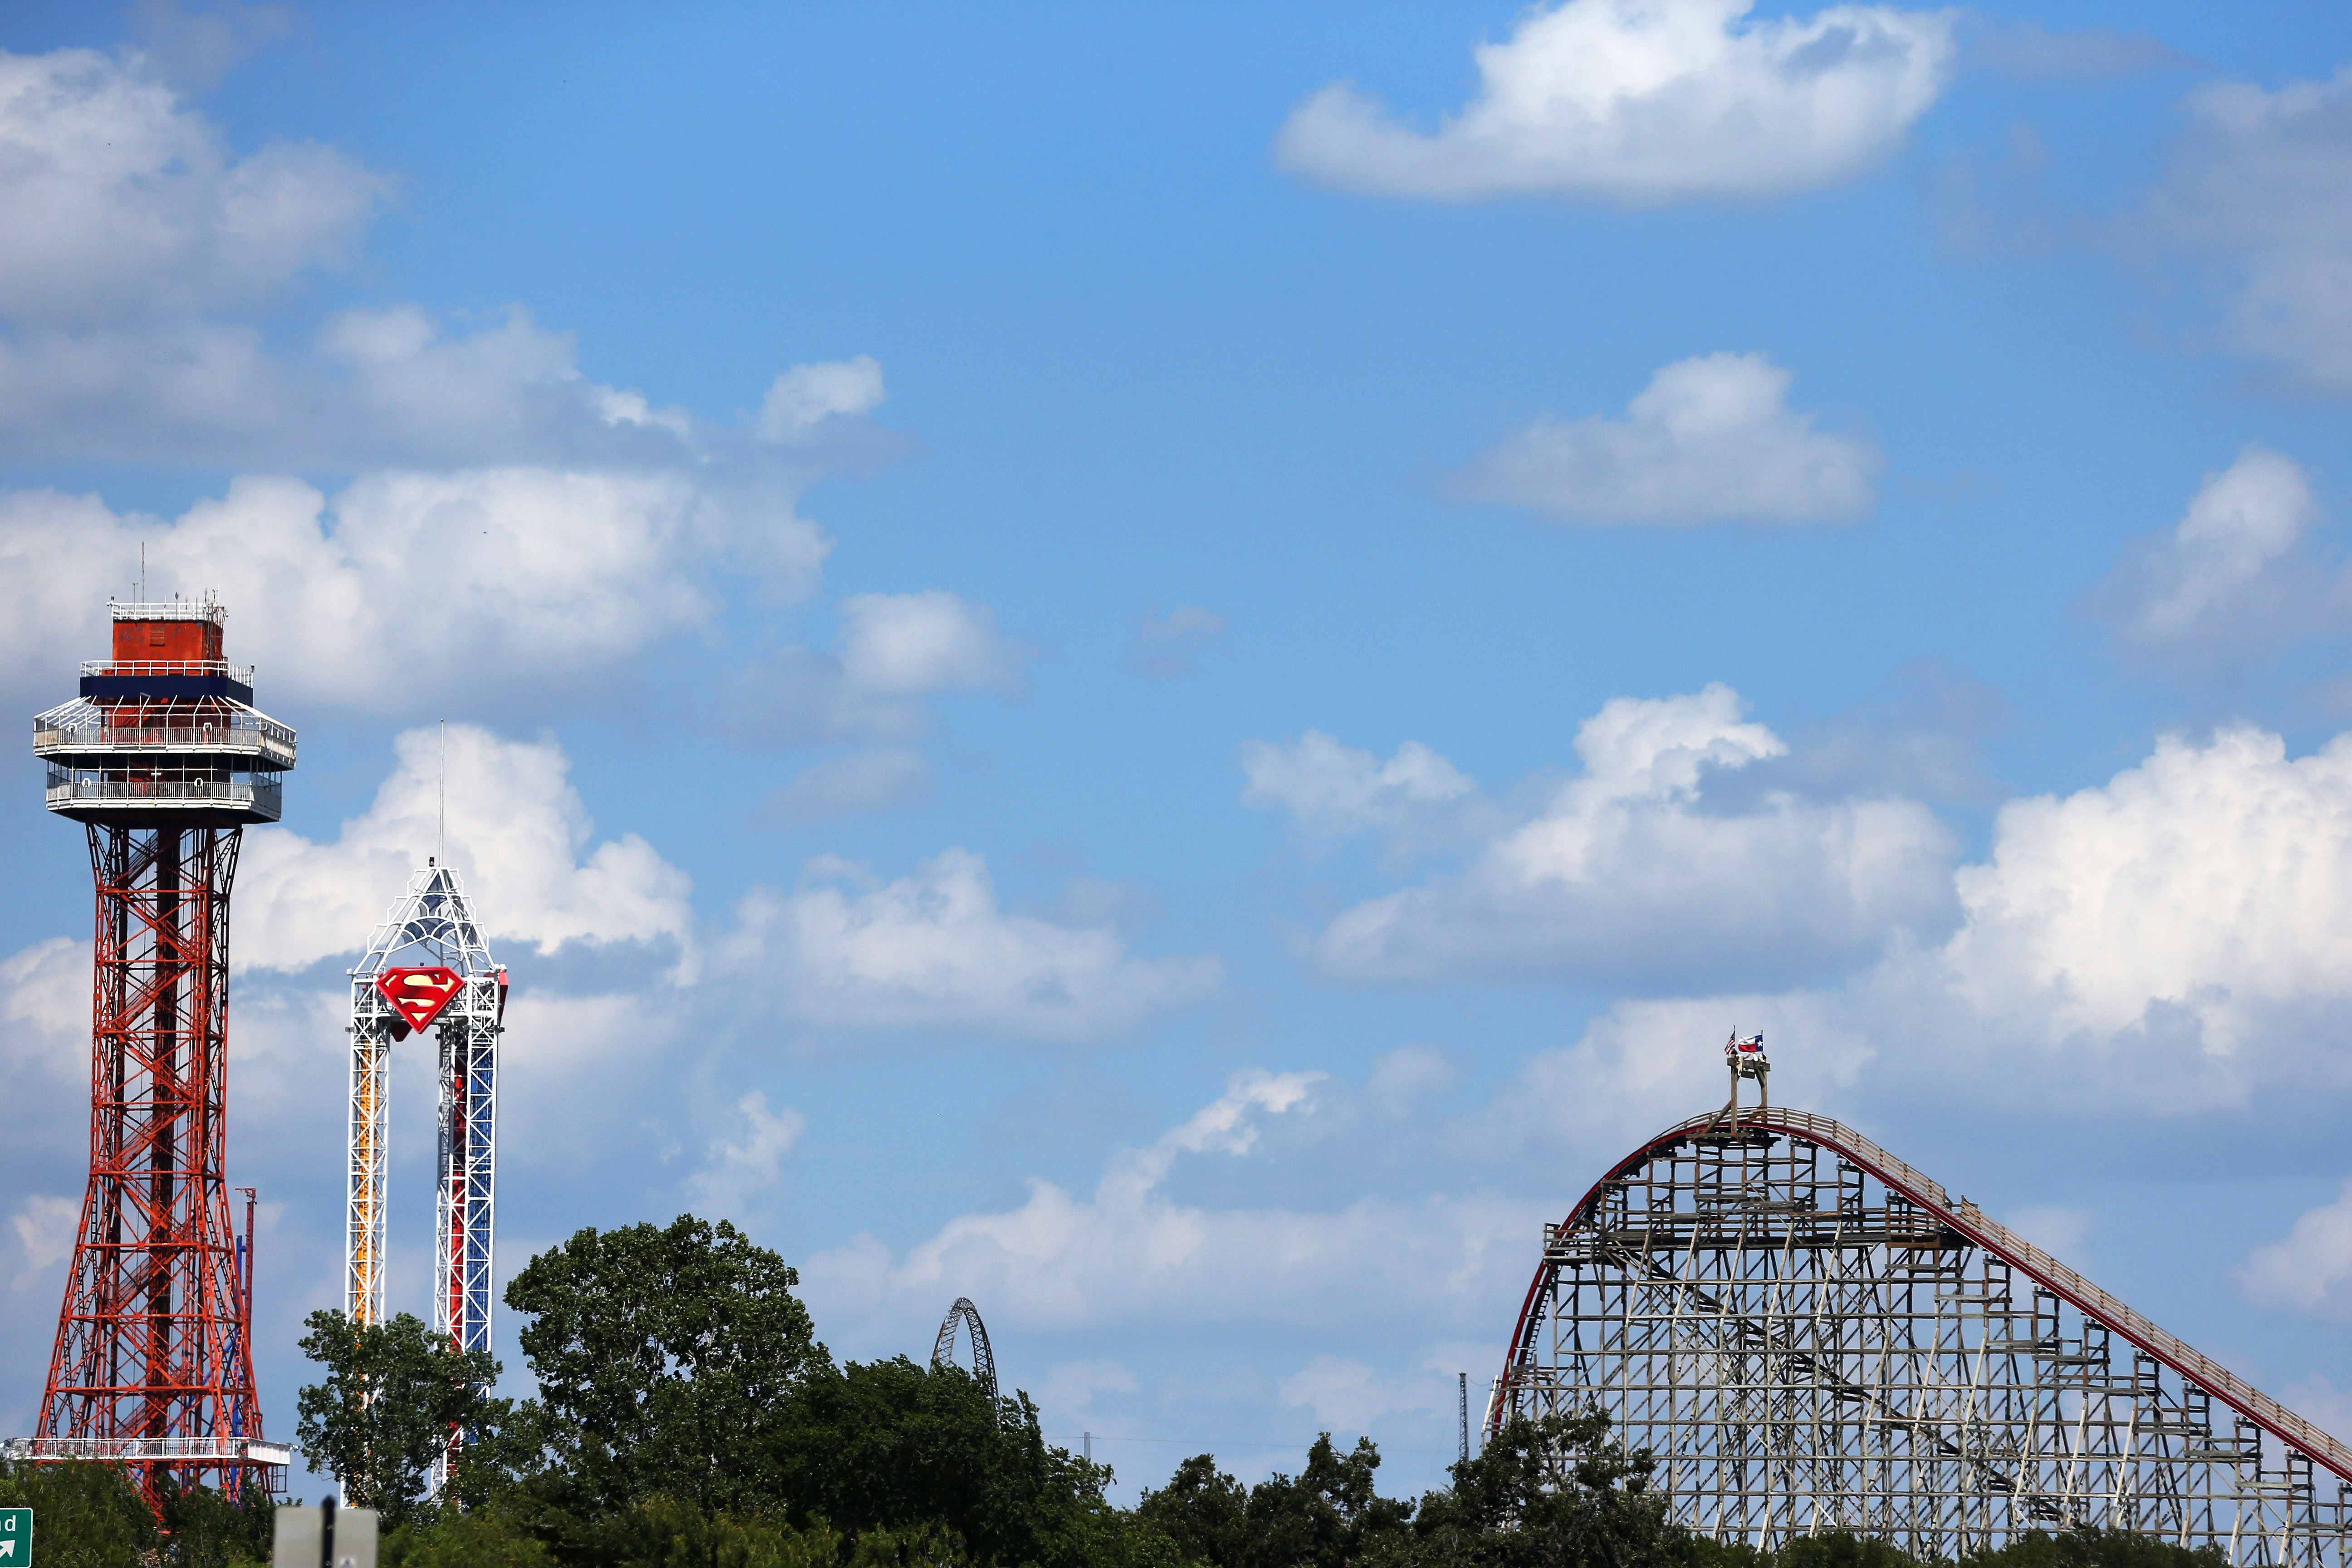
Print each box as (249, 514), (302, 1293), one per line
(296, 1308), (505, 1527)
(500, 1215), (826, 1517)
(156, 1472), (277, 1568)
(1389, 1411), (1682, 1568)
(1245, 1435), (1415, 1568)
(769, 1357), (1123, 1568)
(0, 1460), (157, 1568)
(1963, 1529), (2226, 1568)
(1137, 1454), (1250, 1567)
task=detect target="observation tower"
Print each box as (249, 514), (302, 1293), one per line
(346, 863), (506, 1483)
(11, 595), (294, 1507)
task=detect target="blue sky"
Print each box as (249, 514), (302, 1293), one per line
(7, 0), (2352, 1506)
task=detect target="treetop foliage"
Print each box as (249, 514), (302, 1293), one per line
(267, 1214), (2247, 1568)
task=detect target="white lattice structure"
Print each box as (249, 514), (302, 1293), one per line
(345, 864), (506, 1476)
(1493, 1104), (2352, 1566)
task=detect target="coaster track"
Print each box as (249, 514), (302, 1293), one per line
(1491, 1106), (2352, 1565)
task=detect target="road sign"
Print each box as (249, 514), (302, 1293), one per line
(0, 1507), (30, 1568)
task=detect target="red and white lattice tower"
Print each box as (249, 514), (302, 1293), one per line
(346, 864), (506, 1482)
(10, 596), (293, 1509)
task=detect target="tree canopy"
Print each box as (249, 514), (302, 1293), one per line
(261, 1212), (2244, 1568)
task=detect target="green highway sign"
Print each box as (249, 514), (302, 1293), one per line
(0, 1506), (29, 1568)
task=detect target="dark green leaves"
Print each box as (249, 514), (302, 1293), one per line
(294, 1308), (505, 1527)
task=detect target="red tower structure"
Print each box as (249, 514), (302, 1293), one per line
(10, 596), (294, 1509)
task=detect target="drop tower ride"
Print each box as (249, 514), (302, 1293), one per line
(17, 595), (294, 1507)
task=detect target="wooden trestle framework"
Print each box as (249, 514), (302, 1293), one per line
(1493, 1106), (2352, 1566)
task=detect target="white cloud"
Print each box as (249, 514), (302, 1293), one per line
(2239, 1181), (2352, 1320)
(1930, 726), (2352, 1083)
(1511, 715), (2352, 1127)
(1275, 0), (1955, 205)
(0, 468), (828, 710)
(2140, 64), (2352, 390)
(762, 748), (936, 824)
(804, 1070), (1543, 1331)
(1241, 731), (1474, 835)
(837, 590), (1028, 696)
(6, 1194), (79, 1294)
(1447, 353), (1879, 523)
(717, 850), (1219, 1041)
(1309, 685), (1957, 988)
(0, 46), (383, 327)
(238, 723), (696, 972)
(723, 596), (1036, 747)
(2088, 446), (2320, 658)
(1037, 1362), (1141, 1426)
(0, 936), (92, 1087)
(685, 1090), (808, 1217)
(0, 304), (762, 471)
(1279, 1357), (1449, 1431)
(757, 356), (886, 442)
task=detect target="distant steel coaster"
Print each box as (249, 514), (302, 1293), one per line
(934, 1297), (1000, 1409)
(1491, 1096), (2352, 1567)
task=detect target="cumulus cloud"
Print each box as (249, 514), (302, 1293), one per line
(716, 850), (1219, 1041)
(2087, 446), (2322, 661)
(2238, 1181), (2352, 1320)
(2138, 65), (2352, 391)
(5, 1194), (79, 1295)
(1302, 685), (1957, 990)
(757, 356), (886, 442)
(1242, 732), (1474, 836)
(0, 47), (899, 471)
(0, 45), (383, 327)
(238, 723), (696, 972)
(1508, 714), (2352, 1127)
(804, 1070), (1542, 1330)
(1275, 0), (1955, 205)
(1280, 1356), (1462, 1432)
(1447, 353), (1879, 524)
(0, 467), (831, 712)
(837, 591), (1028, 696)
(723, 593), (1035, 746)
(685, 1090), (809, 1218)
(0, 936), (93, 1088)
(0, 303), (799, 469)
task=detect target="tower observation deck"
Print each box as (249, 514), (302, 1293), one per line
(1491, 1098), (2352, 1567)
(7, 596), (295, 1509)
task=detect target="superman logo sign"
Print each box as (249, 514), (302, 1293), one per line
(377, 966), (464, 1032)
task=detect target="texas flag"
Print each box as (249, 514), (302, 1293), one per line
(1725, 1030), (1764, 1056)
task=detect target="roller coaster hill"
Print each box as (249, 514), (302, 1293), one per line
(1489, 1037), (2352, 1568)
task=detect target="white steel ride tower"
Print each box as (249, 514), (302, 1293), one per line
(346, 863), (507, 1473)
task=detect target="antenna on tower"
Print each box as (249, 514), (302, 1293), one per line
(437, 719), (446, 865)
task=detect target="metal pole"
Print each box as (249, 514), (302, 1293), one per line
(1460, 1372), (1470, 1463)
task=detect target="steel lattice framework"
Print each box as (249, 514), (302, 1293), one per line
(1491, 1100), (2352, 1567)
(933, 1297), (998, 1407)
(9, 598), (294, 1510)
(346, 863), (506, 1480)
